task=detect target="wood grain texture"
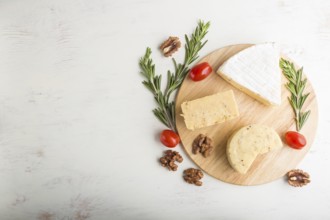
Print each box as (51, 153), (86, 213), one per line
(175, 44), (318, 186)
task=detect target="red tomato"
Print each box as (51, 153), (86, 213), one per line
(160, 130), (180, 148)
(189, 62), (213, 81)
(285, 131), (307, 150)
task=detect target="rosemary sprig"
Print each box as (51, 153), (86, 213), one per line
(280, 58), (311, 131)
(139, 20), (210, 132)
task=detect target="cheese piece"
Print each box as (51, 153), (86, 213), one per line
(217, 43), (281, 106)
(227, 124), (282, 174)
(181, 90), (239, 130)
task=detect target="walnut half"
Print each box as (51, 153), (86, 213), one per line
(183, 168), (204, 186)
(287, 169), (311, 187)
(159, 36), (181, 57)
(192, 134), (213, 157)
(159, 150), (183, 171)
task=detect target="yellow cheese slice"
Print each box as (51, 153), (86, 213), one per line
(227, 124), (282, 174)
(180, 90), (239, 130)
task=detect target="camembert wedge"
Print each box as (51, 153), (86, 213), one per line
(217, 43), (281, 106)
(181, 90), (239, 130)
(227, 124), (282, 174)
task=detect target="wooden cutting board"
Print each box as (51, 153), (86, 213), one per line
(175, 44), (318, 186)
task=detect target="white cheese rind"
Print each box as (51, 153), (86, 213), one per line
(217, 43), (281, 106)
(227, 124), (282, 174)
(180, 90), (239, 130)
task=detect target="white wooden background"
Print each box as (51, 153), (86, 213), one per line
(1, 0), (330, 219)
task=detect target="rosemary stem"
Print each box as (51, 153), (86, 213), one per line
(139, 20), (210, 132)
(280, 58), (311, 132)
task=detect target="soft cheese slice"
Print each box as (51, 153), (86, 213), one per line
(227, 124), (282, 174)
(217, 43), (281, 106)
(181, 90), (239, 130)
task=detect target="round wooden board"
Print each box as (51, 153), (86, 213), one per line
(175, 44), (318, 186)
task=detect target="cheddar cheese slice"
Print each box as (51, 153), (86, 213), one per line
(181, 90), (239, 130)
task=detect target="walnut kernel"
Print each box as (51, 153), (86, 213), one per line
(159, 150), (183, 171)
(287, 169), (310, 187)
(159, 36), (181, 57)
(183, 168), (204, 186)
(192, 134), (213, 157)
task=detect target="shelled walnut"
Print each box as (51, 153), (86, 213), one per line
(192, 134), (213, 157)
(287, 169), (310, 187)
(159, 36), (181, 57)
(183, 168), (204, 186)
(159, 150), (183, 171)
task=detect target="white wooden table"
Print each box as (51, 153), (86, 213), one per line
(1, 0), (330, 219)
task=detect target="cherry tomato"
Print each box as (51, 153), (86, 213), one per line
(189, 62), (213, 81)
(285, 131), (307, 150)
(160, 130), (180, 148)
